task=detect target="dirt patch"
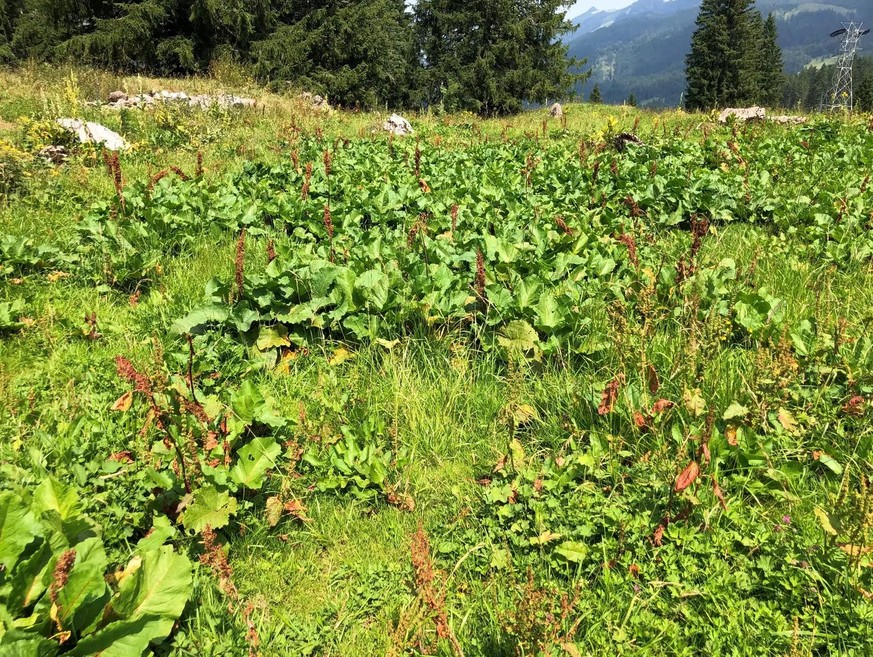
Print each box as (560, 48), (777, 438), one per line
(0, 121), (16, 133)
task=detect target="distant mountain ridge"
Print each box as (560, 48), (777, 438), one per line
(565, 0), (868, 106)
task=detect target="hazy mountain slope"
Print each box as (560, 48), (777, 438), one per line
(567, 0), (868, 106)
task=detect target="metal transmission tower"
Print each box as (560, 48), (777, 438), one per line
(822, 23), (870, 112)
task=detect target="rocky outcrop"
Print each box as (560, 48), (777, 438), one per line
(383, 113), (413, 136)
(99, 91), (257, 110)
(299, 92), (331, 111)
(56, 119), (128, 151)
(718, 107), (766, 124)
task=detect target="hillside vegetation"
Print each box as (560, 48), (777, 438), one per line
(1, 67), (872, 656)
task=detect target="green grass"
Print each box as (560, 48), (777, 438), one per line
(2, 66), (873, 656)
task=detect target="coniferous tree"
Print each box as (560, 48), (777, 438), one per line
(856, 74), (873, 112)
(415, 0), (585, 116)
(254, 0), (416, 109)
(0, 0), (18, 61)
(626, 93), (637, 106)
(684, 0), (767, 110)
(589, 83), (602, 104)
(758, 13), (783, 107)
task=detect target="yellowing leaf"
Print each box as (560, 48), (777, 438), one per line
(838, 544), (873, 558)
(563, 643), (583, 657)
(510, 403), (539, 425)
(265, 496), (283, 528)
(683, 389), (706, 417)
(509, 438), (526, 467)
(376, 338), (399, 351)
(328, 347), (354, 366)
(777, 408), (798, 433)
(722, 402), (750, 421)
(530, 531), (562, 545)
(814, 507), (838, 536)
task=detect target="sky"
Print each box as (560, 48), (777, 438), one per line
(568, 0), (637, 16)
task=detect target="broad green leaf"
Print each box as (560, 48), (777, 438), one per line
(68, 616), (172, 657)
(0, 492), (42, 571)
(32, 478), (83, 521)
(51, 559), (110, 635)
(230, 437), (282, 490)
(0, 630), (56, 657)
(109, 546), (192, 624)
(554, 541), (589, 563)
(497, 320), (539, 353)
(179, 486), (237, 533)
(255, 325), (291, 351)
(534, 292), (562, 329)
(170, 304), (229, 335)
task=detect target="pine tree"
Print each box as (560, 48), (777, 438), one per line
(758, 13), (784, 107)
(684, 0), (765, 110)
(0, 0), (18, 61)
(415, 0), (586, 116)
(858, 75), (873, 112)
(589, 84), (602, 104)
(626, 93), (637, 107)
(254, 0), (416, 109)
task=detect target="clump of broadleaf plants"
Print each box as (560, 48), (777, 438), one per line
(0, 479), (192, 655)
(2, 102), (873, 655)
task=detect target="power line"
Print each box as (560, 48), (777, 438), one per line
(821, 23), (870, 112)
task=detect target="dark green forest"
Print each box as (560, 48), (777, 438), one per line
(783, 56), (873, 111)
(0, 0), (584, 115)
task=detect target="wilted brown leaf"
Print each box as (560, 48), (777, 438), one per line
(725, 425), (738, 446)
(842, 396), (865, 416)
(653, 524), (665, 547)
(110, 391), (133, 412)
(108, 450), (133, 463)
(712, 478), (727, 510)
(598, 375), (624, 415)
(651, 399), (674, 415)
(674, 461), (700, 492)
(633, 411), (649, 430)
(700, 442), (711, 465)
(283, 499), (310, 522)
(645, 364), (660, 394)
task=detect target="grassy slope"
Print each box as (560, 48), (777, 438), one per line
(1, 65), (872, 656)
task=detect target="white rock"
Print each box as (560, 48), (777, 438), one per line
(769, 115), (807, 125)
(383, 113), (413, 136)
(718, 107), (766, 124)
(549, 103), (563, 117)
(216, 94), (257, 109)
(56, 119), (129, 151)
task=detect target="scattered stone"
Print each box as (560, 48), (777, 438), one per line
(383, 113), (413, 136)
(38, 145), (68, 164)
(101, 90), (257, 111)
(549, 103), (563, 118)
(56, 119), (128, 151)
(718, 107), (766, 124)
(299, 92), (331, 111)
(769, 115), (807, 125)
(613, 132), (645, 152)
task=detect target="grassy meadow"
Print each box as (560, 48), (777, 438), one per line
(1, 65), (873, 656)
